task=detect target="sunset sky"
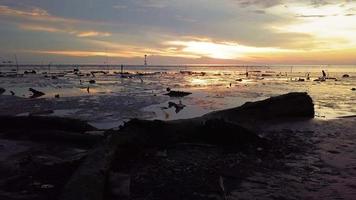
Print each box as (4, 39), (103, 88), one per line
(0, 0), (355, 65)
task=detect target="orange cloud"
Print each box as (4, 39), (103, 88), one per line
(76, 31), (112, 37)
(19, 24), (63, 33)
(19, 24), (111, 38)
(28, 50), (140, 58)
(0, 5), (80, 24)
(0, 5), (49, 17)
(2, 5), (114, 38)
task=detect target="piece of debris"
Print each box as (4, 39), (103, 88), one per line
(168, 101), (186, 113)
(55, 94), (60, 98)
(164, 90), (192, 97)
(29, 110), (54, 116)
(219, 176), (227, 200)
(109, 173), (130, 199)
(84, 130), (105, 137)
(24, 70), (36, 74)
(40, 184), (54, 189)
(351, 88), (356, 91)
(89, 80), (96, 84)
(10, 91), (15, 96)
(314, 77), (325, 82)
(0, 87), (5, 95)
(156, 150), (168, 157)
(29, 88), (45, 98)
(342, 74), (350, 78)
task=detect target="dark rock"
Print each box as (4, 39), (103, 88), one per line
(60, 139), (117, 200)
(203, 92), (314, 124)
(0, 116), (96, 133)
(352, 88), (356, 91)
(89, 80), (96, 84)
(29, 110), (54, 116)
(116, 118), (265, 149)
(168, 101), (185, 113)
(24, 70), (37, 74)
(0, 87), (5, 95)
(109, 172), (130, 199)
(58, 92), (315, 200)
(164, 90), (192, 97)
(0, 116), (99, 148)
(342, 74), (350, 78)
(55, 94), (60, 98)
(29, 88), (45, 98)
(10, 91), (15, 96)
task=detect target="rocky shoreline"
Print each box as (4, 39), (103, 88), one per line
(1, 92), (355, 200)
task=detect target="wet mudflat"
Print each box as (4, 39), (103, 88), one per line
(0, 65), (355, 199)
(231, 118), (356, 200)
(106, 117), (355, 200)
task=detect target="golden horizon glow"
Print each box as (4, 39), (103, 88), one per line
(165, 40), (292, 59)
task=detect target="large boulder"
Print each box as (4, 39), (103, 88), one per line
(203, 92), (314, 124)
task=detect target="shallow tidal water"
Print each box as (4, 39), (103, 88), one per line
(0, 65), (355, 129)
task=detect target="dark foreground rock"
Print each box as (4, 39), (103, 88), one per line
(0, 93), (318, 200)
(203, 92), (314, 124)
(60, 92), (314, 200)
(0, 116), (96, 132)
(0, 116), (102, 200)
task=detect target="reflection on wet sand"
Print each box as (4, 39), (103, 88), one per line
(0, 65), (355, 128)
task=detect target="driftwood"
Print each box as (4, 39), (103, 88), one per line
(60, 92), (314, 200)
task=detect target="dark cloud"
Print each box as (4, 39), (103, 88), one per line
(252, 10), (266, 14)
(234, 0), (354, 8)
(296, 14), (337, 18)
(309, 0), (331, 7)
(309, 0), (356, 7)
(234, 0), (283, 8)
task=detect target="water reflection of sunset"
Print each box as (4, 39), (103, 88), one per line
(190, 78), (209, 86)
